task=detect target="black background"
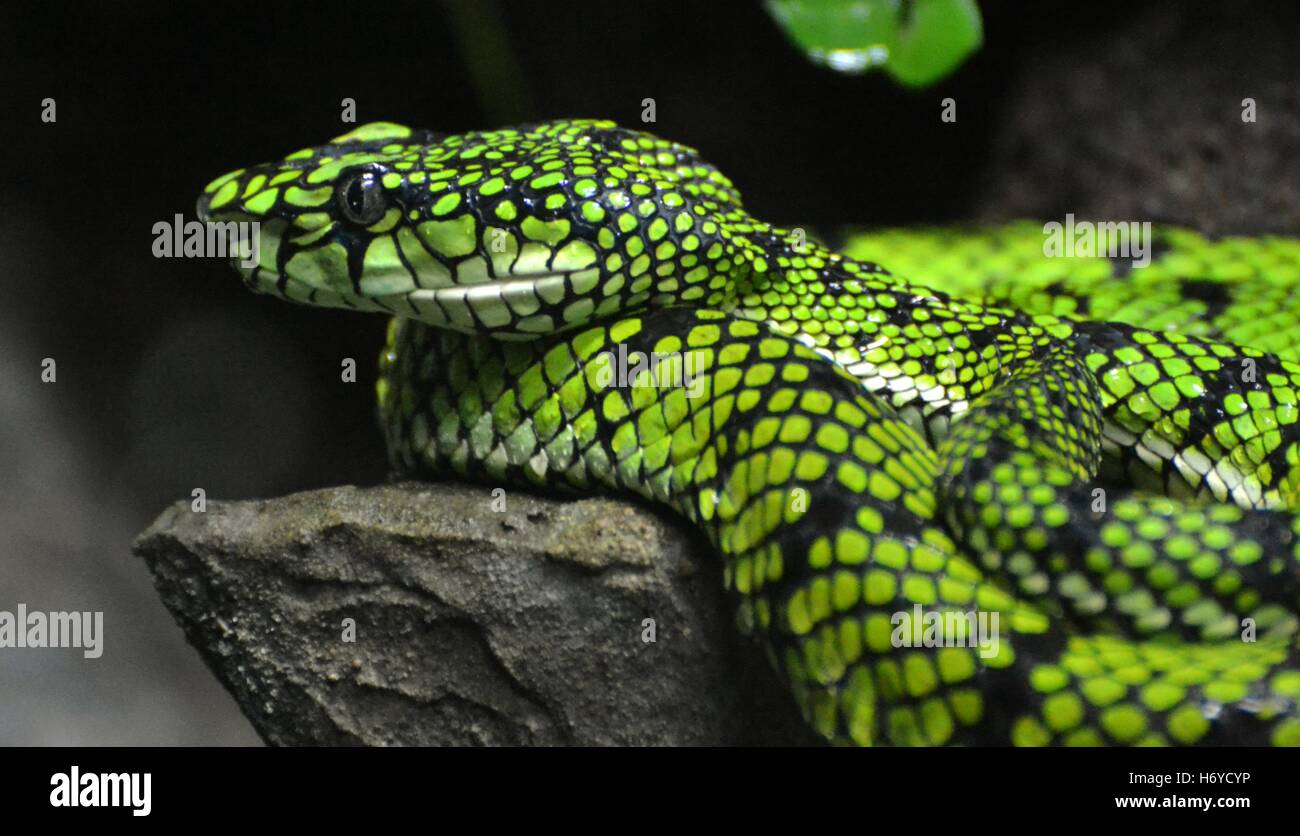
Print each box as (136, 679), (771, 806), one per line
(1, 745), (1285, 820)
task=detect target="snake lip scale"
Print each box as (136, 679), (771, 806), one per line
(204, 119), (1300, 746)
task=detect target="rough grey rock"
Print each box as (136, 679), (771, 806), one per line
(133, 482), (816, 746)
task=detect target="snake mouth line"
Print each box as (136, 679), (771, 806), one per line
(240, 262), (580, 334)
(407, 272), (575, 333)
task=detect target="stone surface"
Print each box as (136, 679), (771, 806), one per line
(134, 482), (816, 746)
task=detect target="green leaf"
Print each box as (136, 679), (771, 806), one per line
(765, 0), (984, 87)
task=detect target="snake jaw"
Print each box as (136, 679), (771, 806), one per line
(233, 240), (605, 338)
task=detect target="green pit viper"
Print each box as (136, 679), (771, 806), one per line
(200, 119), (1300, 746)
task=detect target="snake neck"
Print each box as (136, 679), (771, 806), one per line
(711, 219), (911, 311)
(710, 215), (1050, 346)
(701, 219), (1071, 449)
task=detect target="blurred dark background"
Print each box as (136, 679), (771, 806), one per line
(0, 0), (1295, 744)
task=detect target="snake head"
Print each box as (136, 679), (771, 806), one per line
(198, 119), (745, 337)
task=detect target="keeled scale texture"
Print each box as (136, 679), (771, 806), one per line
(203, 120), (1300, 745)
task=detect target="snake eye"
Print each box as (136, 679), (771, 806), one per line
(337, 170), (388, 226)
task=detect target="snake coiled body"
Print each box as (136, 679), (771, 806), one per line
(202, 120), (1300, 745)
